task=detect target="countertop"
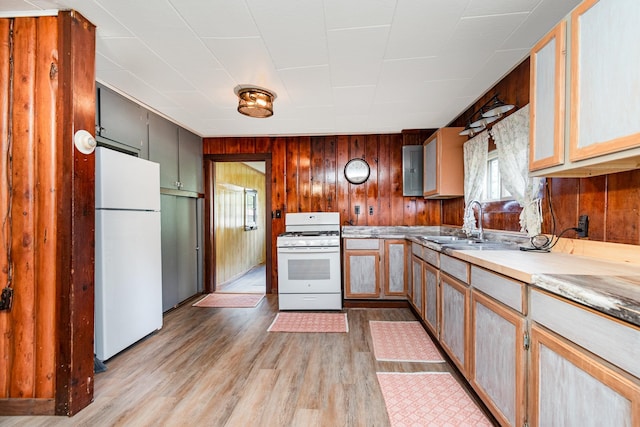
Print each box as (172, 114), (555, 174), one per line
(342, 226), (640, 328)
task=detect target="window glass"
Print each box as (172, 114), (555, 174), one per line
(483, 151), (512, 201)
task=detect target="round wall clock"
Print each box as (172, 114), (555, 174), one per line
(344, 158), (370, 184)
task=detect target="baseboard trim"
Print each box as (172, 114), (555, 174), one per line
(0, 398), (56, 416)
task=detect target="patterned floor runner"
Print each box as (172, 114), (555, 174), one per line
(267, 312), (348, 333)
(369, 321), (444, 362)
(192, 293), (264, 308)
(377, 372), (492, 427)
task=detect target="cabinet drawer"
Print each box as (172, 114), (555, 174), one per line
(530, 288), (640, 378)
(471, 266), (525, 314)
(423, 247), (439, 267)
(345, 238), (379, 250)
(411, 242), (423, 258)
(440, 254), (468, 283)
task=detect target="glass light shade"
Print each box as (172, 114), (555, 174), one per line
(459, 124), (485, 136)
(470, 115), (498, 128)
(236, 87), (275, 118)
(482, 99), (515, 118)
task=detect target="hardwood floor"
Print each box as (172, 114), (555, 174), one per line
(0, 295), (494, 426)
(217, 264), (266, 293)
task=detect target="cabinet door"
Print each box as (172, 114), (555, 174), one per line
(160, 195), (179, 311)
(384, 240), (406, 296)
(424, 262), (439, 337)
(178, 128), (203, 193)
(471, 291), (526, 427)
(97, 86), (148, 157)
(569, 0), (640, 162)
(440, 274), (469, 377)
(176, 196), (199, 301)
(411, 256), (424, 316)
(423, 128), (465, 198)
(530, 21), (566, 171)
(149, 112), (179, 189)
(160, 195), (200, 311)
(529, 324), (640, 427)
(423, 136), (437, 195)
(344, 251), (379, 298)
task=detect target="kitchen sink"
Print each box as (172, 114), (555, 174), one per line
(442, 241), (518, 251)
(422, 235), (469, 243)
(421, 235), (518, 250)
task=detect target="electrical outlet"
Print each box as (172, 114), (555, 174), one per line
(577, 214), (589, 238)
(354, 205), (360, 215)
(368, 206), (374, 215)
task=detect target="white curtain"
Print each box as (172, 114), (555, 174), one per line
(462, 131), (489, 235)
(490, 104), (544, 237)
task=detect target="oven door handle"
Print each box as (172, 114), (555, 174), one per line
(277, 246), (340, 254)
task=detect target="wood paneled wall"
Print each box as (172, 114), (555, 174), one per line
(204, 130), (439, 288)
(0, 12), (95, 415)
(214, 162), (266, 284)
(206, 54), (640, 270)
(444, 57), (640, 245)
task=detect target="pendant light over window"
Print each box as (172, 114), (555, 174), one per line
(459, 94), (515, 136)
(234, 86), (276, 118)
(482, 95), (515, 118)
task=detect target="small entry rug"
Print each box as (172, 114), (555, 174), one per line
(192, 293), (264, 308)
(377, 372), (493, 427)
(267, 312), (348, 333)
(369, 321), (444, 362)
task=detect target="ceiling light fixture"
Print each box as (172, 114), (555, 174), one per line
(234, 86), (276, 118)
(459, 94), (515, 136)
(482, 95), (515, 118)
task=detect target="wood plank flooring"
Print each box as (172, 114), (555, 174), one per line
(0, 295), (495, 426)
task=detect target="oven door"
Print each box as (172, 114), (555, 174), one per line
(277, 246), (341, 293)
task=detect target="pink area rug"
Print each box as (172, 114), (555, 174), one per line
(192, 293), (264, 308)
(267, 312), (348, 333)
(369, 321), (444, 362)
(377, 372), (493, 427)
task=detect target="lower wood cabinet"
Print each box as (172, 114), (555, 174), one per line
(344, 239), (380, 298)
(529, 323), (640, 427)
(423, 262), (439, 337)
(344, 238), (406, 299)
(470, 290), (526, 427)
(440, 273), (470, 377)
(384, 240), (407, 297)
(529, 288), (640, 426)
(411, 255), (424, 316)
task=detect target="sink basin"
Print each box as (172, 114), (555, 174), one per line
(422, 235), (468, 243)
(442, 241), (517, 251)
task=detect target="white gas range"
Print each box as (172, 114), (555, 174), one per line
(276, 212), (342, 311)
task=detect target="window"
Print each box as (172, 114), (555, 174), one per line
(244, 189), (257, 231)
(483, 150), (511, 201)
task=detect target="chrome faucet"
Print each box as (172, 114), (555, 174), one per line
(469, 200), (484, 241)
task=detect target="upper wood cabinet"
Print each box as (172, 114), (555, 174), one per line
(529, 0), (640, 177)
(423, 127), (466, 198)
(529, 21), (566, 171)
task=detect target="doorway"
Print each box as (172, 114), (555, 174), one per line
(204, 155), (272, 295)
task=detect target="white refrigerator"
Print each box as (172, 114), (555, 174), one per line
(95, 147), (163, 361)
